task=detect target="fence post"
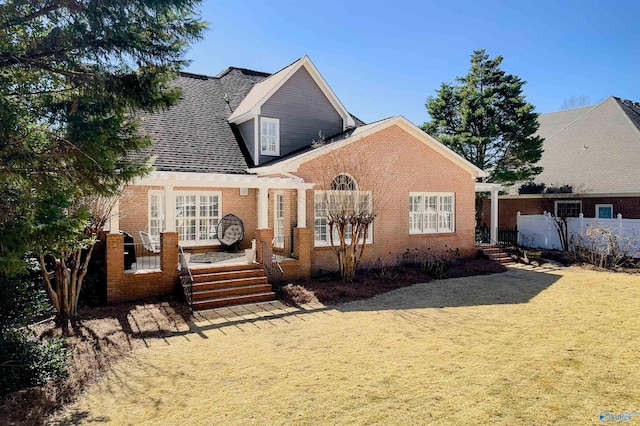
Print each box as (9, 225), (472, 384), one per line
(516, 211), (521, 245)
(579, 213), (584, 233)
(543, 212), (548, 249)
(617, 213), (623, 234)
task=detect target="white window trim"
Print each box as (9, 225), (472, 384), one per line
(260, 117), (280, 156)
(554, 200), (582, 217)
(409, 192), (455, 234)
(174, 190), (222, 246)
(595, 203), (614, 219)
(148, 190), (165, 240)
(314, 190), (374, 247)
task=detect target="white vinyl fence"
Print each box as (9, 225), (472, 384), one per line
(517, 212), (640, 256)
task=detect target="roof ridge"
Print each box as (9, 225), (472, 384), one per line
(215, 66), (272, 79)
(179, 71), (214, 80)
(613, 97), (640, 136)
(541, 98), (612, 142)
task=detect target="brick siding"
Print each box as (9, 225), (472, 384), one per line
(295, 124), (477, 274)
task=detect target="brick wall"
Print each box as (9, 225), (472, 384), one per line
(295, 124), (477, 274)
(105, 232), (180, 303)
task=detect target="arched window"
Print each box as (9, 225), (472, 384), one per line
(331, 174), (358, 191)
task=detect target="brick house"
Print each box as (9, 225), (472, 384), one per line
(483, 96), (640, 228)
(105, 56), (493, 306)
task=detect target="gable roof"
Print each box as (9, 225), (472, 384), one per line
(251, 116), (487, 179)
(523, 96), (640, 195)
(228, 56), (356, 129)
(138, 68), (270, 174)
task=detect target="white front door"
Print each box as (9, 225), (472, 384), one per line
(274, 192), (284, 248)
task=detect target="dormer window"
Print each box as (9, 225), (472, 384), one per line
(261, 117), (280, 156)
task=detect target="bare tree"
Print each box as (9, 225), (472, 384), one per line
(560, 95), (591, 110)
(309, 147), (395, 281)
(542, 185), (578, 251)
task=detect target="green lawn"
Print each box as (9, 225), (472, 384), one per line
(60, 265), (640, 425)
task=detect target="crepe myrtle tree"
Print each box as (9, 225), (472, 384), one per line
(0, 0), (205, 323)
(34, 195), (117, 324)
(310, 147), (395, 281)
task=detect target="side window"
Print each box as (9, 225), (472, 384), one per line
(595, 204), (613, 219)
(554, 200), (582, 217)
(409, 192), (455, 234)
(260, 117), (280, 156)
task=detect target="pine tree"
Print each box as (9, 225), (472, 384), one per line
(422, 50), (543, 185)
(0, 0), (205, 323)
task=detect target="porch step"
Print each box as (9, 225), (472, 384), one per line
(191, 292), (276, 310)
(183, 263), (275, 310)
(478, 245), (514, 264)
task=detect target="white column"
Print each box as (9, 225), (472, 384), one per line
(297, 187), (307, 228)
(490, 188), (499, 243)
(109, 199), (120, 234)
(258, 187), (269, 229)
(165, 186), (175, 232)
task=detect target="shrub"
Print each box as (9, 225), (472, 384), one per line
(280, 284), (319, 305)
(0, 329), (70, 399)
(0, 271), (52, 330)
(545, 185), (573, 194)
(518, 182), (546, 194)
(0, 271), (70, 400)
(375, 267), (398, 283)
(400, 247), (460, 278)
(570, 225), (640, 269)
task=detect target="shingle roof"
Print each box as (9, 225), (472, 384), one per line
(521, 96), (640, 194)
(138, 68), (269, 174)
(137, 63), (363, 174)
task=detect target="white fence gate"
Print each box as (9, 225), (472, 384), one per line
(517, 212), (640, 256)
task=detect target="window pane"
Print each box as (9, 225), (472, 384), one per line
(597, 206), (613, 219)
(314, 218), (327, 242)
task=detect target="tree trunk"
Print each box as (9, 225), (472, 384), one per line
(39, 243), (96, 325)
(337, 248), (356, 282)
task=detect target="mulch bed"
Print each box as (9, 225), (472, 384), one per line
(285, 257), (507, 305)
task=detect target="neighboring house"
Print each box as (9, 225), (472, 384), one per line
(105, 56), (489, 303)
(483, 96), (640, 228)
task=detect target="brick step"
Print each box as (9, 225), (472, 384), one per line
(189, 262), (263, 275)
(192, 269), (264, 283)
(190, 292), (276, 310)
(190, 276), (269, 292)
(191, 283), (274, 300)
(479, 247), (514, 264)
(183, 262), (273, 311)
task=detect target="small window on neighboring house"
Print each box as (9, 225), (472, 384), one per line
(554, 200), (582, 217)
(596, 204), (613, 219)
(409, 193), (455, 234)
(260, 117), (279, 156)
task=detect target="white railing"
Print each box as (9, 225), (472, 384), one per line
(517, 212), (640, 256)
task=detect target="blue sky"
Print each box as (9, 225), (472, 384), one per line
(184, 0), (640, 125)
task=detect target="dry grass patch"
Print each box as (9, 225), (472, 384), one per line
(56, 265), (640, 425)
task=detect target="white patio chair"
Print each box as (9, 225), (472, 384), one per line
(139, 231), (161, 254)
